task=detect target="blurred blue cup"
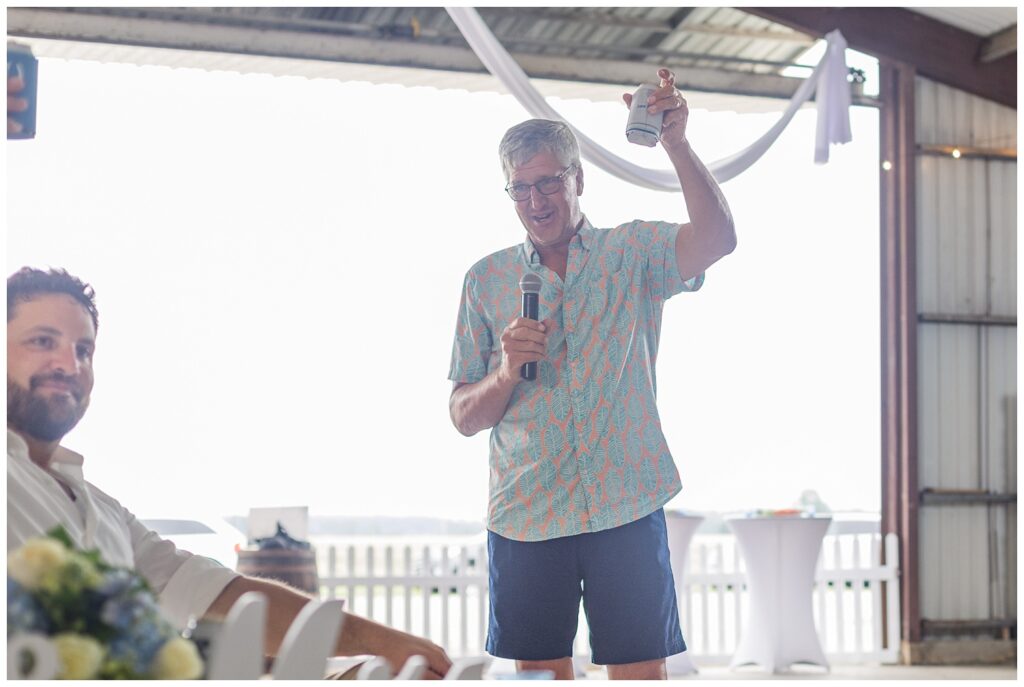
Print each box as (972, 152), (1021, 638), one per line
(7, 41), (38, 139)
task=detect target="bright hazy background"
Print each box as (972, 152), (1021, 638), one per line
(7, 56), (880, 522)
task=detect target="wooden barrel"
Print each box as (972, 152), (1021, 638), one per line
(236, 548), (319, 596)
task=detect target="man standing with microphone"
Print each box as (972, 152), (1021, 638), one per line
(448, 68), (735, 680)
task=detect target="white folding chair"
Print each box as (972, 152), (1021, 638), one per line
(444, 656), (489, 680)
(395, 655), (428, 680)
(271, 599), (345, 679)
(205, 592), (267, 680)
(355, 656), (393, 680)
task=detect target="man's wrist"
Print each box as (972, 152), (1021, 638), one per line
(663, 137), (691, 156)
(495, 365), (518, 390)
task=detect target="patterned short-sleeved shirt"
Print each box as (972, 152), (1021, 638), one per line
(449, 217), (703, 542)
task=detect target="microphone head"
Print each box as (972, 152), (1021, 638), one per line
(519, 272), (542, 294)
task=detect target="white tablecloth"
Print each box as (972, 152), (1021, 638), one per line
(664, 512), (704, 676)
(727, 516), (831, 673)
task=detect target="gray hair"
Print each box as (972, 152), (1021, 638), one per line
(498, 119), (581, 181)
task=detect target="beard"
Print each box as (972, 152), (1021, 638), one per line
(7, 375), (88, 443)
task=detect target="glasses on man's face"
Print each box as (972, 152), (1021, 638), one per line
(505, 165), (575, 202)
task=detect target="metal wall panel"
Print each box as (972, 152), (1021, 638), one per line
(985, 328), (1017, 494)
(988, 161), (1017, 317)
(914, 78), (1016, 632)
(985, 327), (1016, 620)
(916, 78), (1017, 147)
(920, 506), (991, 621)
(970, 92), (1018, 149)
(1007, 391), (1017, 617)
(917, 323), (992, 621)
(917, 324), (980, 491)
(916, 156), (990, 315)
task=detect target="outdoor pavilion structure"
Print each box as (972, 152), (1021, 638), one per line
(7, 5), (1016, 665)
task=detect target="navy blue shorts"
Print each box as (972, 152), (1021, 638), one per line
(486, 509), (686, 665)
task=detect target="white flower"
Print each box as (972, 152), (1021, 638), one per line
(152, 637), (204, 680)
(53, 633), (104, 679)
(8, 538), (68, 589)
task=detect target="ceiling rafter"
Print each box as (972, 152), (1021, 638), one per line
(979, 25), (1017, 64)
(743, 7), (1016, 108)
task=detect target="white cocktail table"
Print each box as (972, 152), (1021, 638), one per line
(727, 515), (831, 673)
(664, 512), (704, 676)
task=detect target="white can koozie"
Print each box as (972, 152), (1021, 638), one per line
(625, 83), (663, 147)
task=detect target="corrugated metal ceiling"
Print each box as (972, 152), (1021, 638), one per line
(8, 6), (831, 112)
(38, 6), (818, 74)
(908, 7), (1016, 37)
(6, 7), (1014, 109)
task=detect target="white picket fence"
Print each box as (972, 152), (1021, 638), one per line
(316, 532), (901, 665)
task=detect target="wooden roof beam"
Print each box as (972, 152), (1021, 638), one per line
(742, 7), (1016, 108)
(979, 24), (1017, 64)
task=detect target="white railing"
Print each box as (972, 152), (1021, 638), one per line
(317, 532), (900, 664)
(319, 542), (489, 658)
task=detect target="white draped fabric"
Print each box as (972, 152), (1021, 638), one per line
(445, 7), (853, 190)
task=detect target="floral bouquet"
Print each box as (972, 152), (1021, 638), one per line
(7, 526), (203, 679)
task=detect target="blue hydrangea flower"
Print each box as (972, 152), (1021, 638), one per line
(100, 595), (146, 632)
(7, 578), (49, 635)
(97, 569), (133, 597)
(107, 615), (172, 676)
(99, 572), (163, 633)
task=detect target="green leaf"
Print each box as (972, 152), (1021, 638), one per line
(539, 360), (559, 388)
(543, 425), (565, 460)
(611, 398), (628, 433)
(639, 460), (658, 491)
(604, 470), (623, 502)
(607, 432), (625, 468)
(558, 453), (578, 484)
(643, 423), (662, 454)
(551, 485), (570, 519)
(627, 394), (644, 424)
(45, 525), (73, 549)
(538, 457), (557, 492)
(551, 390), (571, 422)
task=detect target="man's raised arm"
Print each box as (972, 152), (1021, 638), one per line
(625, 68), (736, 283)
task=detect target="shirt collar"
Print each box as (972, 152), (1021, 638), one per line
(522, 216), (594, 264)
(7, 429), (86, 481)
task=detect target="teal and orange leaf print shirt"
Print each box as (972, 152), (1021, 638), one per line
(448, 217), (704, 542)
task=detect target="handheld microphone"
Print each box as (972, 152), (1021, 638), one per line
(519, 273), (542, 381)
